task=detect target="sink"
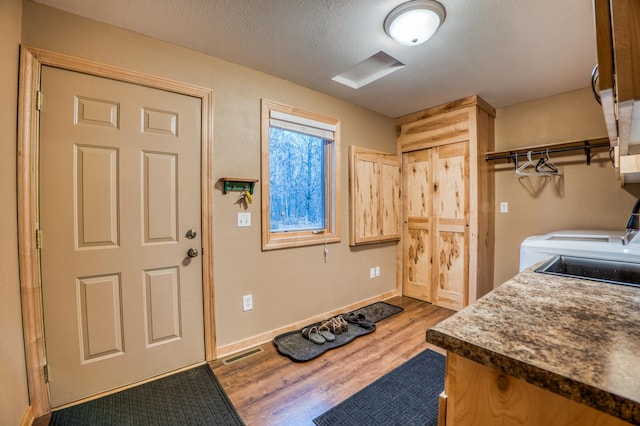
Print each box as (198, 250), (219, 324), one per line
(535, 255), (640, 287)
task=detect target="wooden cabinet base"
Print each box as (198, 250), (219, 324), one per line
(441, 353), (630, 426)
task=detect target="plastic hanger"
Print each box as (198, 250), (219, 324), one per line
(515, 151), (539, 176)
(534, 149), (559, 175)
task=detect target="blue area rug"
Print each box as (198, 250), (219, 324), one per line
(313, 349), (445, 426)
(50, 365), (244, 425)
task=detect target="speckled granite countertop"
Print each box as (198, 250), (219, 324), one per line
(426, 267), (640, 424)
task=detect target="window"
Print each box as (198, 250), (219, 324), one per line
(261, 100), (341, 250)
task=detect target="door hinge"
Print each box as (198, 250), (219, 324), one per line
(43, 364), (49, 383)
(36, 229), (42, 249)
(36, 91), (42, 111)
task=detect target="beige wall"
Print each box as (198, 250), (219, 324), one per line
(0, 0), (30, 424)
(493, 88), (640, 285)
(21, 1), (398, 351)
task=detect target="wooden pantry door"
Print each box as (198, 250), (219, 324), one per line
(39, 65), (205, 407)
(432, 142), (469, 310)
(402, 142), (468, 309)
(402, 149), (434, 302)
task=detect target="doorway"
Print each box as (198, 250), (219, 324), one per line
(17, 47), (216, 416)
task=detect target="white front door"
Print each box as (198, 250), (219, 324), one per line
(39, 66), (205, 407)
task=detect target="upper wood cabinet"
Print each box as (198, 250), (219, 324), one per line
(348, 146), (401, 246)
(396, 96), (495, 310)
(594, 0), (640, 183)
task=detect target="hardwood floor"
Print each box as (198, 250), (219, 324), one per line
(209, 296), (454, 425)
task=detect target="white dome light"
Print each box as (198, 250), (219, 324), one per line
(384, 0), (446, 46)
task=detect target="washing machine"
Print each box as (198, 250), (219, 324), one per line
(518, 229), (640, 272)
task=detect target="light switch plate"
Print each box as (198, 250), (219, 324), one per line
(242, 294), (253, 311)
(237, 212), (251, 227)
(500, 202), (509, 213)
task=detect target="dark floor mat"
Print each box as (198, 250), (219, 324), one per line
(273, 301), (403, 362)
(347, 301), (404, 323)
(50, 365), (244, 426)
(313, 349), (444, 425)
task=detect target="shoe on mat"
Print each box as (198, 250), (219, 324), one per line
(302, 326), (326, 344)
(347, 313), (376, 330)
(321, 319), (340, 335)
(317, 325), (335, 342)
(335, 315), (348, 332)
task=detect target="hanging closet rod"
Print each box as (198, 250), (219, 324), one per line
(485, 138), (610, 165)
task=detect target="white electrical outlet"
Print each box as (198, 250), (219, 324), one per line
(500, 202), (509, 213)
(369, 267), (376, 279)
(237, 212), (251, 227)
(242, 294), (253, 311)
(375, 266), (381, 277)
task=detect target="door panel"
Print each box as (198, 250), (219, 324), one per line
(77, 274), (124, 361)
(435, 226), (466, 309)
(40, 66), (204, 406)
(380, 160), (401, 239)
(402, 150), (433, 301)
(354, 154), (378, 241)
(404, 219), (432, 301)
(75, 145), (119, 248)
(433, 142), (469, 310)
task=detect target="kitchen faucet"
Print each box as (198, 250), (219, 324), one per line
(622, 198), (640, 245)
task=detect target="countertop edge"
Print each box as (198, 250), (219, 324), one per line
(425, 328), (639, 424)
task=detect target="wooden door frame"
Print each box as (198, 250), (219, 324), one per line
(17, 46), (216, 417)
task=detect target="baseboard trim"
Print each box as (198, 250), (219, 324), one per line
(215, 289), (401, 358)
(21, 405), (34, 426)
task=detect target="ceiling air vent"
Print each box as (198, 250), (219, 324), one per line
(332, 51), (404, 89)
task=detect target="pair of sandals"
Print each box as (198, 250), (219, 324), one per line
(301, 325), (335, 345)
(301, 313), (376, 345)
(321, 315), (348, 335)
(346, 313), (376, 330)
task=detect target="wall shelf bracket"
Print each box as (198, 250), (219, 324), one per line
(220, 178), (259, 195)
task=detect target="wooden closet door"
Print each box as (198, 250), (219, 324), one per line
(433, 142), (469, 310)
(402, 149), (433, 302)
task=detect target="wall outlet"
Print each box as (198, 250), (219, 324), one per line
(500, 202), (509, 213)
(237, 212), (251, 227)
(369, 267), (376, 279)
(242, 294), (253, 311)
(375, 266), (381, 277)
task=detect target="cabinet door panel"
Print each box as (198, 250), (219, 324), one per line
(434, 143), (469, 310)
(435, 223), (466, 310)
(435, 142), (467, 219)
(403, 150), (433, 302)
(381, 160), (401, 239)
(405, 150), (431, 218)
(404, 219), (432, 302)
(354, 154), (379, 243)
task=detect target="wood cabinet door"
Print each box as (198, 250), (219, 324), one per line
(380, 157), (401, 240)
(349, 146), (400, 245)
(433, 142), (469, 310)
(402, 149), (433, 302)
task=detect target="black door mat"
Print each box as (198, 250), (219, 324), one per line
(50, 365), (244, 425)
(347, 301), (404, 323)
(273, 301), (403, 362)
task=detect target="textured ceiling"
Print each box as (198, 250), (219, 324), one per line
(33, 0), (598, 118)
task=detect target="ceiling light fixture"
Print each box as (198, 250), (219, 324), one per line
(384, 0), (446, 46)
